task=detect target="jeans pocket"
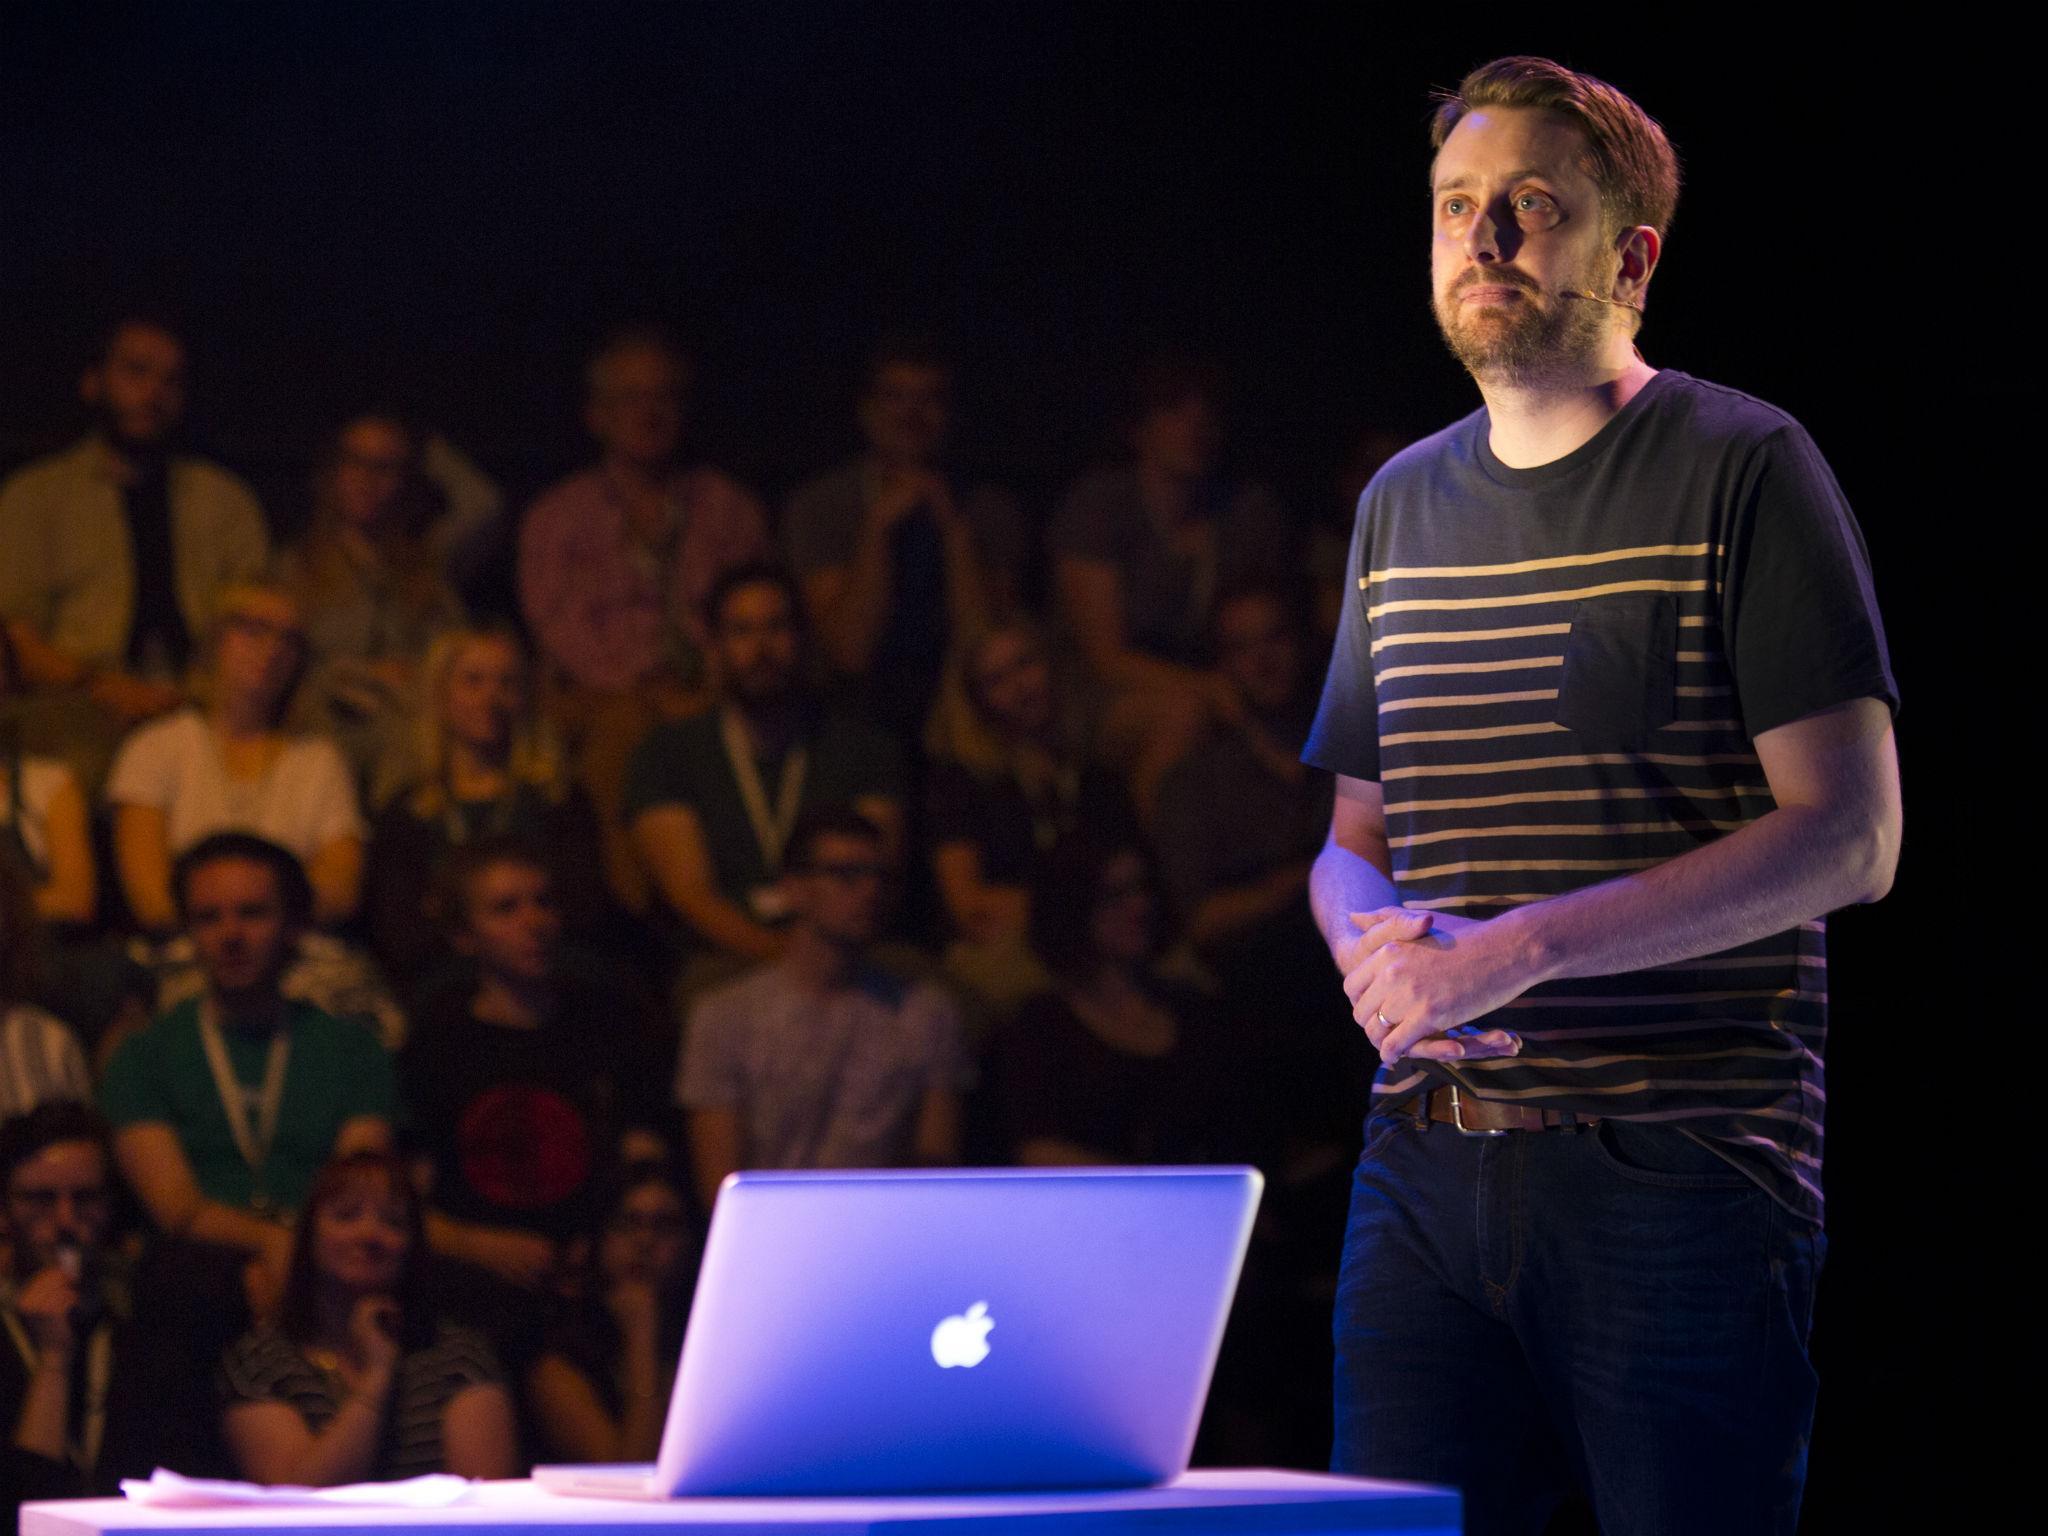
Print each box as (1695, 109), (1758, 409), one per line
(1358, 1111), (1415, 1165)
(1590, 1119), (1757, 1190)
(1554, 591), (1677, 749)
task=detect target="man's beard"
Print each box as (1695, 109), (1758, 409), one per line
(1433, 269), (1610, 388)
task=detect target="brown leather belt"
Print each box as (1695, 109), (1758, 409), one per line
(1423, 1083), (1599, 1136)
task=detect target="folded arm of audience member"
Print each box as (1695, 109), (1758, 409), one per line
(632, 802), (786, 965)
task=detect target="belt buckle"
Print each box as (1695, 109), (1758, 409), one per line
(1449, 1084), (1509, 1137)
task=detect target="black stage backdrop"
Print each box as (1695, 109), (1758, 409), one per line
(0, 5), (1934, 1527)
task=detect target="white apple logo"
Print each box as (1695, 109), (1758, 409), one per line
(930, 1302), (994, 1368)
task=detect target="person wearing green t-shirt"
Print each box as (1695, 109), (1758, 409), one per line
(100, 834), (394, 1311)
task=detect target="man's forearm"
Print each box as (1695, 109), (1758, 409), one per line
(1487, 795), (1897, 992)
(1309, 833), (1402, 961)
(186, 1198), (292, 1259)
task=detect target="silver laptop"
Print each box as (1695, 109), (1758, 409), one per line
(533, 1165), (1262, 1498)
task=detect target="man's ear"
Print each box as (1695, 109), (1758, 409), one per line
(1615, 223), (1661, 309)
(79, 365), (104, 408)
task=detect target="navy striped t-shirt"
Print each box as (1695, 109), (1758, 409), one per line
(1304, 370), (1896, 1226)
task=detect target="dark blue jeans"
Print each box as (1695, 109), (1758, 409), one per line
(1331, 1110), (1824, 1536)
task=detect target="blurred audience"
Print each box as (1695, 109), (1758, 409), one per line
(276, 413), (462, 804)
(364, 625), (608, 1002)
(784, 336), (1025, 740)
(923, 619), (1136, 1022)
(107, 584), (363, 934)
(1154, 585), (1331, 960)
(526, 1159), (697, 1465)
(416, 434), (508, 618)
(678, 809), (964, 1213)
(1051, 356), (1296, 817)
(219, 1150), (517, 1485)
(98, 835), (394, 1308)
(0, 861), (92, 1120)
(0, 319), (267, 785)
(519, 328), (771, 909)
(0, 313), (1405, 1484)
(0, 632), (95, 929)
(626, 566), (904, 989)
(401, 841), (669, 1348)
(994, 838), (1233, 1167)
(0, 1103), (200, 1509)
(1310, 426), (1409, 642)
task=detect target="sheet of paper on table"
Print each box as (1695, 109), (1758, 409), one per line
(119, 1469), (476, 1509)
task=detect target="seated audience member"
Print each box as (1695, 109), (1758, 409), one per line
(1154, 584), (1333, 961)
(0, 1102), (216, 1510)
(1149, 589), (1369, 1458)
(526, 1159), (696, 1465)
(995, 838), (1234, 1167)
(365, 625), (608, 1001)
(0, 630), (95, 928)
(679, 808), (965, 1214)
(402, 841), (670, 1328)
(219, 1150), (517, 1485)
(1310, 426), (1409, 642)
(1051, 356), (1297, 817)
(0, 861), (93, 1119)
(276, 412), (462, 803)
(784, 336), (1026, 739)
(107, 586), (398, 1044)
(519, 328), (771, 907)
(0, 318), (267, 777)
(107, 583), (363, 934)
(923, 620), (1136, 1020)
(627, 566), (905, 985)
(99, 834), (395, 1303)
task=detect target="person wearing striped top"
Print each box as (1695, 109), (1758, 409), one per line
(219, 1151), (516, 1484)
(1307, 59), (1900, 1536)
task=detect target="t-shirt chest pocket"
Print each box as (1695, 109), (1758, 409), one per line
(1554, 592), (1678, 750)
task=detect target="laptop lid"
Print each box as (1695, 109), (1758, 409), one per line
(651, 1165), (1262, 1497)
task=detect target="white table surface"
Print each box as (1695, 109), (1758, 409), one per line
(21, 1469), (1459, 1535)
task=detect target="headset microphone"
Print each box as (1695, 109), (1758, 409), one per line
(1559, 290), (1645, 312)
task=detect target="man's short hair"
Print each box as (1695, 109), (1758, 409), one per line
(92, 313), (185, 368)
(1429, 56), (1681, 241)
(0, 1101), (112, 1190)
(703, 561), (802, 634)
(1121, 353), (1226, 435)
(584, 325), (692, 400)
(428, 835), (554, 937)
(171, 832), (314, 929)
(861, 333), (953, 396)
(783, 805), (884, 874)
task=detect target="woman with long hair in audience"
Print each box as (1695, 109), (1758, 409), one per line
(364, 624), (610, 999)
(219, 1150), (518, 1485)
(276, 412), (462, 804)
(107, 583), (364, 934)
(525, 1160), (696, 1464)
(993, 836), (1234, 1167)
(922, 618), (1136, 1024)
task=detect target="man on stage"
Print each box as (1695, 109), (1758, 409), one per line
(1305, 56), (1899, 1535)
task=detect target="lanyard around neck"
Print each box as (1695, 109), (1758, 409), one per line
(1, 1291), (114, 1472)
(719, 708), (807, 870)
(198, 999), (291, 1207)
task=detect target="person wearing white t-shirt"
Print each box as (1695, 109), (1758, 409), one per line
(107, 585), (365, 933)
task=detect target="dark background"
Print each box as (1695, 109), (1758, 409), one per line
(1, 3), (1926, 1524)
